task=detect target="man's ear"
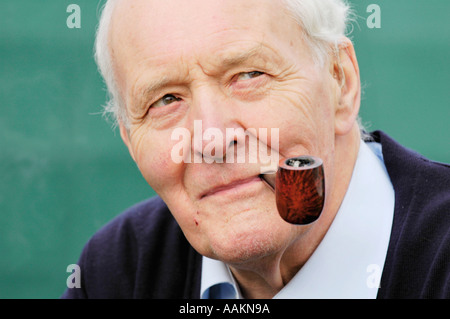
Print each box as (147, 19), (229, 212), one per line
(119, 122), (137, 162)
(331, 38), (361, 136)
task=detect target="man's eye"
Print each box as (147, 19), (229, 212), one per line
(152, 94), (181, 108)
(236, 71), (264, 81)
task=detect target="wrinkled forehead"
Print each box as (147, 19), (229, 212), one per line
(108, 0), (297, 64)
(110, 0), (287, 34)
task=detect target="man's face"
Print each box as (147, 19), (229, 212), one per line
(111, 0), (341, 264)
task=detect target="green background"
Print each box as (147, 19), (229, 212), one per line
(0, 0), (449, 298)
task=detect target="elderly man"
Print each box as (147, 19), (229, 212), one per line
(62, 0), (449, 299)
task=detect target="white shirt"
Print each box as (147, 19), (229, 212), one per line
(201, 141), (395, 299)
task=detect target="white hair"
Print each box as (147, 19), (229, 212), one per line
(94, 0), (123, 128)
(94, 0), (356, 129)
(281, 0), (355, 65)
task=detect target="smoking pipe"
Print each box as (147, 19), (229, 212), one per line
(260, 156), (325, 225)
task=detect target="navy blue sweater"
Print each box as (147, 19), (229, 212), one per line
(62, 131), (450, 299)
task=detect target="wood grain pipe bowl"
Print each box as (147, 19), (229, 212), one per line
(261, 156), (325, 225)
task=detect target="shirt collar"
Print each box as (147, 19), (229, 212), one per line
(201, 141), (395, 299)
(200, 256), (242, 299)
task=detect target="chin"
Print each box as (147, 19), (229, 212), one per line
(172, 191), (296, 264)
(203, 213), (294, 265)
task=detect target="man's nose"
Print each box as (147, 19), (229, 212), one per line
(190, 90), (241, 163)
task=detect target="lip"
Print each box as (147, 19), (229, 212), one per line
(200, 176), (263, 199)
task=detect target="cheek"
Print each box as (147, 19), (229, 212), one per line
(130, 130), (204, 239)
(261, 90), (326, 156)
(131, 129), (185, 192)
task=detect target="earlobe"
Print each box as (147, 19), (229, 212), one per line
(119, 122), (137, 162)
(332, 38), (361, 136)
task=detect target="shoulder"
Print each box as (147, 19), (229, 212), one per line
(372, 131), (450, 298)
(374, 130), (450, 215)
(90, 196), (180, 248)
(63, 196), (202, 299)
(373, 130), (450, 175)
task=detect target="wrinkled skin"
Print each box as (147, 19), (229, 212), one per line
(110, 0), (361, 298)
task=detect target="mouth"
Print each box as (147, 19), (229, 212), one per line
(200, 176), (263, 199)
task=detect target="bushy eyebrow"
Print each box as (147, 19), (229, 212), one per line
(140, 76), (170, 101)
(131, 75), (171, 113)
(220, 44), (265, 68)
